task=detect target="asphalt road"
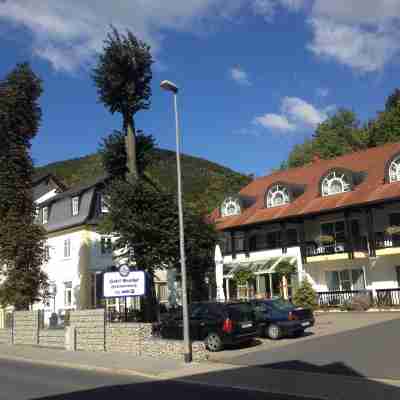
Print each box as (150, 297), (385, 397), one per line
(223, 317), (400, 380)
(0, 359), (317, 400)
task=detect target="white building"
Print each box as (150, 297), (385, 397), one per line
(0, 173), (169, 327)
(213, 143), (400, 307)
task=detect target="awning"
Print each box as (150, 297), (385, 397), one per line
(223, 256), (297, 278)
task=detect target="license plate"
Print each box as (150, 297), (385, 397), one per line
(241, 322), (253, 328)
(301, 322), (310, 327)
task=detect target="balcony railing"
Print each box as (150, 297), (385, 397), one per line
(375, 233), (400, 250)
(318, 290), (373, 306)
(376, 288), (400, 307)
(306, 242), (348, 257)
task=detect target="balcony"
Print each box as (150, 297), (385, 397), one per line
(375, 233), (400, 256)
(305, 236), (368, 263)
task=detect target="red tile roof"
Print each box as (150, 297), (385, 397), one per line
(214, 142), (400, 231)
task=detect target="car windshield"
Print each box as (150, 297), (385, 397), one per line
(268, 299), (295, 311)
(226, 303), (253, 321)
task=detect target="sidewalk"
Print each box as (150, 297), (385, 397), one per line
(0, 343), (400, 400)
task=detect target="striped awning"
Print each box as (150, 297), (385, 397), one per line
(223, 256), (297, 278)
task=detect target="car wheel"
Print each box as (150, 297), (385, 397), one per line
(205, 333), (223, 352)
(267, 324), (281, 340)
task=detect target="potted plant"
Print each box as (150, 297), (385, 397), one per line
(316, 234), (335, 245)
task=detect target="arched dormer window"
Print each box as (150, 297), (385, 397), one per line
(266, 184), (290, 208)
(321, 170), (351, 197)
(221, 196), (241, 217)
(388, 155), (400, 183)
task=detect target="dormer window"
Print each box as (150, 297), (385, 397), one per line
(321, 170), (351, 197)
(72, 196), (79, 216)
(389, 155), (400, 183)
(266, 184), (290, 208)
(42, 207), (48, 224)
(221, 197), (241, 217)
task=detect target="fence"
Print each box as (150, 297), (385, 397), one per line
(317, 290), (373, 307)
(0, 310), (207, 361)
(376, 288), (400, 307)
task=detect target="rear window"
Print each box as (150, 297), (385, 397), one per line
(269, 299), (294, 312)
(226, 303), (253, 321)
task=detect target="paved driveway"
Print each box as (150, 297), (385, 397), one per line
(211, 312), (400, 380)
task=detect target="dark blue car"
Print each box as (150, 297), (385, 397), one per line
(250, 298), (315, 340)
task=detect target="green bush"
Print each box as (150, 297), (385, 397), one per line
(293, 279), (318, 310)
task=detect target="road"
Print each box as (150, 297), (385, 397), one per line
(0, 359), (317, 400)
(220, 316), (400, 380)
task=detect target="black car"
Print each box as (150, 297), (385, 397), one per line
(160, 302), (258, 352)
(251, 298), (315, 340)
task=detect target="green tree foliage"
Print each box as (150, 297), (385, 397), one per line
(293, 279), (318, 310)
(93, 27), (153, 179)
(274, 260), (296, 279)
(287, 140), (314, 168)
(313, 109), (367, 159)
(0, 63), (48, 310)
(368, 102), (400, 147)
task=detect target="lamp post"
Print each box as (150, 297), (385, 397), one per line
(160, 80), (192, 363)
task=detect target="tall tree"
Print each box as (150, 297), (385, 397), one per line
(0, 63), (48, 310)
(287, 140), (314, 168)
(93, 27), (153, 181)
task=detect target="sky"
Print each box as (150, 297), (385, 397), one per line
(1, 0), (400, 177)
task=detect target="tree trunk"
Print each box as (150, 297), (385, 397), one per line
(125, 117), (138, 181)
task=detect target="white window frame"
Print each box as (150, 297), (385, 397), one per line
(389, 156), (400, 183)
(266, 184), (290, 208)
(64, 282), (73, 308)
(100, 236), (112, 255)
(63, 238), (71, 258)
(42, 207), (48, 224)
(321, 171), (351, 197)
(100, 195), (109, 213)
(72, 196), (79, 216)
(221, 197), (241, 217)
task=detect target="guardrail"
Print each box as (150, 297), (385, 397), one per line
(376, 288), (400, 307)
(317, 290), (373, 306)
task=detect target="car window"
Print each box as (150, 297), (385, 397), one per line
(191, 304), (208, 319)
(226, 303), (253, 321)
(254, 302), (269, 312)
(269, 299), (294, 311)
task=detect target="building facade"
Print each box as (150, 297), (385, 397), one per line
(213, 142), (400, 307)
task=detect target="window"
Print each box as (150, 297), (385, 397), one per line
(44, 245), (51, 261)
(42, 207), (48, 224)
(321, 171), (351, 196)
(326, 269), (365, 291)
(100, 194), (109, 213)
(266, 184), (290, 208)
(389, 156), (400, 183)
(72, 196), (79, 216)
(64, 282), (72, 308)
(156, 283), (168, 302)
(396, 266), (400, 287)
(287, 229), (298, 246)
(321, 221), (346, 243)
(233, 231), (245, 252)
(64, 239), (71, 258)
(266, 231), (281, 249)
(100, 236), (112, 255)
(219, 233), (232, 254)
(221, 197), (241, 217)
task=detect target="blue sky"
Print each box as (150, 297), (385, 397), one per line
(1, 1), (400, 177)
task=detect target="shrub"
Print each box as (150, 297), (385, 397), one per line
(293, 279), (318, 310)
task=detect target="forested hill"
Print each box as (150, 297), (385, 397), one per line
(36, 149), (252, 213)
(282, 89), (400, 170)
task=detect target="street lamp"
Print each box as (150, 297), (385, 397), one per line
(160, 79), (192, 363)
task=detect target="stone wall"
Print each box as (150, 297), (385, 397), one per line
(0, 329), (11, 344)
(39, 329), (65, 348)
(70, 309), (105, 352)
(13, 311), (41, 345)
(106, 323), (153, 355)
(141, 338), (208, 361)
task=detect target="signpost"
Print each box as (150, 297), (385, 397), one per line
(103, 267), (146, 298)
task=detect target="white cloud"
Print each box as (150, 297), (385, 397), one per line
(308, 0), (400, 72)
(229, 66), (251, 86)
(254, 113), (296, 132)
(0, 0), (247, 72)
(316, 87), (329, 98)
(252, 0), (307, 19)
(254, 96), (329, 133)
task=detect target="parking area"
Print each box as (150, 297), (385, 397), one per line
(210, 312), (400, 380)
